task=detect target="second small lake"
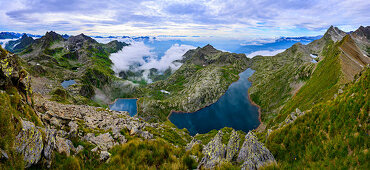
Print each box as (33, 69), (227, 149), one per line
(109, 99), (138, 117)
(61, 80), (76, 89)
(169, 68), (260, 136)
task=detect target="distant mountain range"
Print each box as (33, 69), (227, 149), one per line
(0, 32), (41, 39)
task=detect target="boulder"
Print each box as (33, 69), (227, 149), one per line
(138, 131), (153, 139)
(185, 138), (201, 151)
(43, 128), (56, 160)
(50, 117), (61, 127)
(100, 151), (111, 161)
(75, 145), (84, 155)
(15, 120), (44, 168)
(68, 121), (78, 137)
(0, 149), (9, 160)
(237, 132), (276, 170)
(112, 128), (127, 144)
(55, 136), (71, 156)
(226, 130), (240, 162)
(84, 133), (116, 151)
(129, 125), (139, 135)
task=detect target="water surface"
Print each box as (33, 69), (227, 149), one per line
(109, 99), (138, 116)
(61, 80), (76, 89)
(169, 68), (260, 136)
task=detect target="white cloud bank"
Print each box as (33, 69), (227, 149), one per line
(110, 42), (195, 74)
(246, 49), (285, 58)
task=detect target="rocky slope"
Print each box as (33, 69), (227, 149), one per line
(137, 44), (251, 121)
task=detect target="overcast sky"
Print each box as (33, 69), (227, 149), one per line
(0, 0), (369, 37)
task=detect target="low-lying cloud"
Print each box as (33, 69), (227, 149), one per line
(246, 49), (285, 58)
(110, 41), (195, 75)
(140, 44), (195, 71)
(110, 41), (153, 73)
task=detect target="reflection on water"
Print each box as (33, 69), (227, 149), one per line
(61, 80), (76, 89)
(109, 99), (138, 117)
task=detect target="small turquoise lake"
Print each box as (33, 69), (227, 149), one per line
(169, 68), (260, 136)
(109, 99), (138, 117)
(61, 80), (76, 89)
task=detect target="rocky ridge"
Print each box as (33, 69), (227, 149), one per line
(196, 129), (276, 169)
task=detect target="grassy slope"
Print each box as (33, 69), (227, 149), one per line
(272, 39), (344, 125)
(266, 67), (369, 169)
(249, 43), (314, 123)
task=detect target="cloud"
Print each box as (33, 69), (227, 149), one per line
(246, 49), (285, 58)
(109, 41), (195, 75)
(1, 0), (369, 37)
(0, 39), (15, 47)
(110, 41), (154, 73)
(140, 43), (195, 71)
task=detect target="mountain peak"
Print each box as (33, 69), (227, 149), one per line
(324, 26), (347, 42)
(21, 33), (28, 39)
(201, 44), (218, 53)
(352, 26), (370, 40)
(68, 34), (97, 45)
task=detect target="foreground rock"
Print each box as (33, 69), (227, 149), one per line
(15, 120), (44, 168)
(237, 132), (276, 170)
(83, 133), (116, 151)
(198, 131), (226, 169)
(197, 129), (275, 169)
(226, 130), (241, 162)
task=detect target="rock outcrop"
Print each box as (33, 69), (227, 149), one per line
(198, 129), (275, 169)
(15, 120), (44, 168)
(83, 133), (116, 151)
(226, 130), (240, 162)
(237, 132), (276, 170)
(198, 130), (226, 169)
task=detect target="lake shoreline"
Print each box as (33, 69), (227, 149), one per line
(247, 77), (263, 130)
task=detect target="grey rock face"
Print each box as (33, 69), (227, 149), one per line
(100, 151), (111, 161)
(68, 121), (78, 137)
(112, 128), (127, 144)
(55, 136), (71, 156)
(0, 149), (9, 160)
(198, 130), (226, 169)
(50, 117), (61, 127)
(185, 138), (201, 151)
(15, 120), (44, 168)
(237, 132), (276, 170)
(129, 125), (139, 135)
(226, 130), (240, 162)
(137, 130), (153, 139)
(44, 128), (56, 160)
(75, 145), (84, 155)
(84, 133), (116, 151)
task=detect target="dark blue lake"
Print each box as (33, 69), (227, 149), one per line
(169, 68), (260, 136)
(109, 99), (138, 116)
(61, 80), (76, 89)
